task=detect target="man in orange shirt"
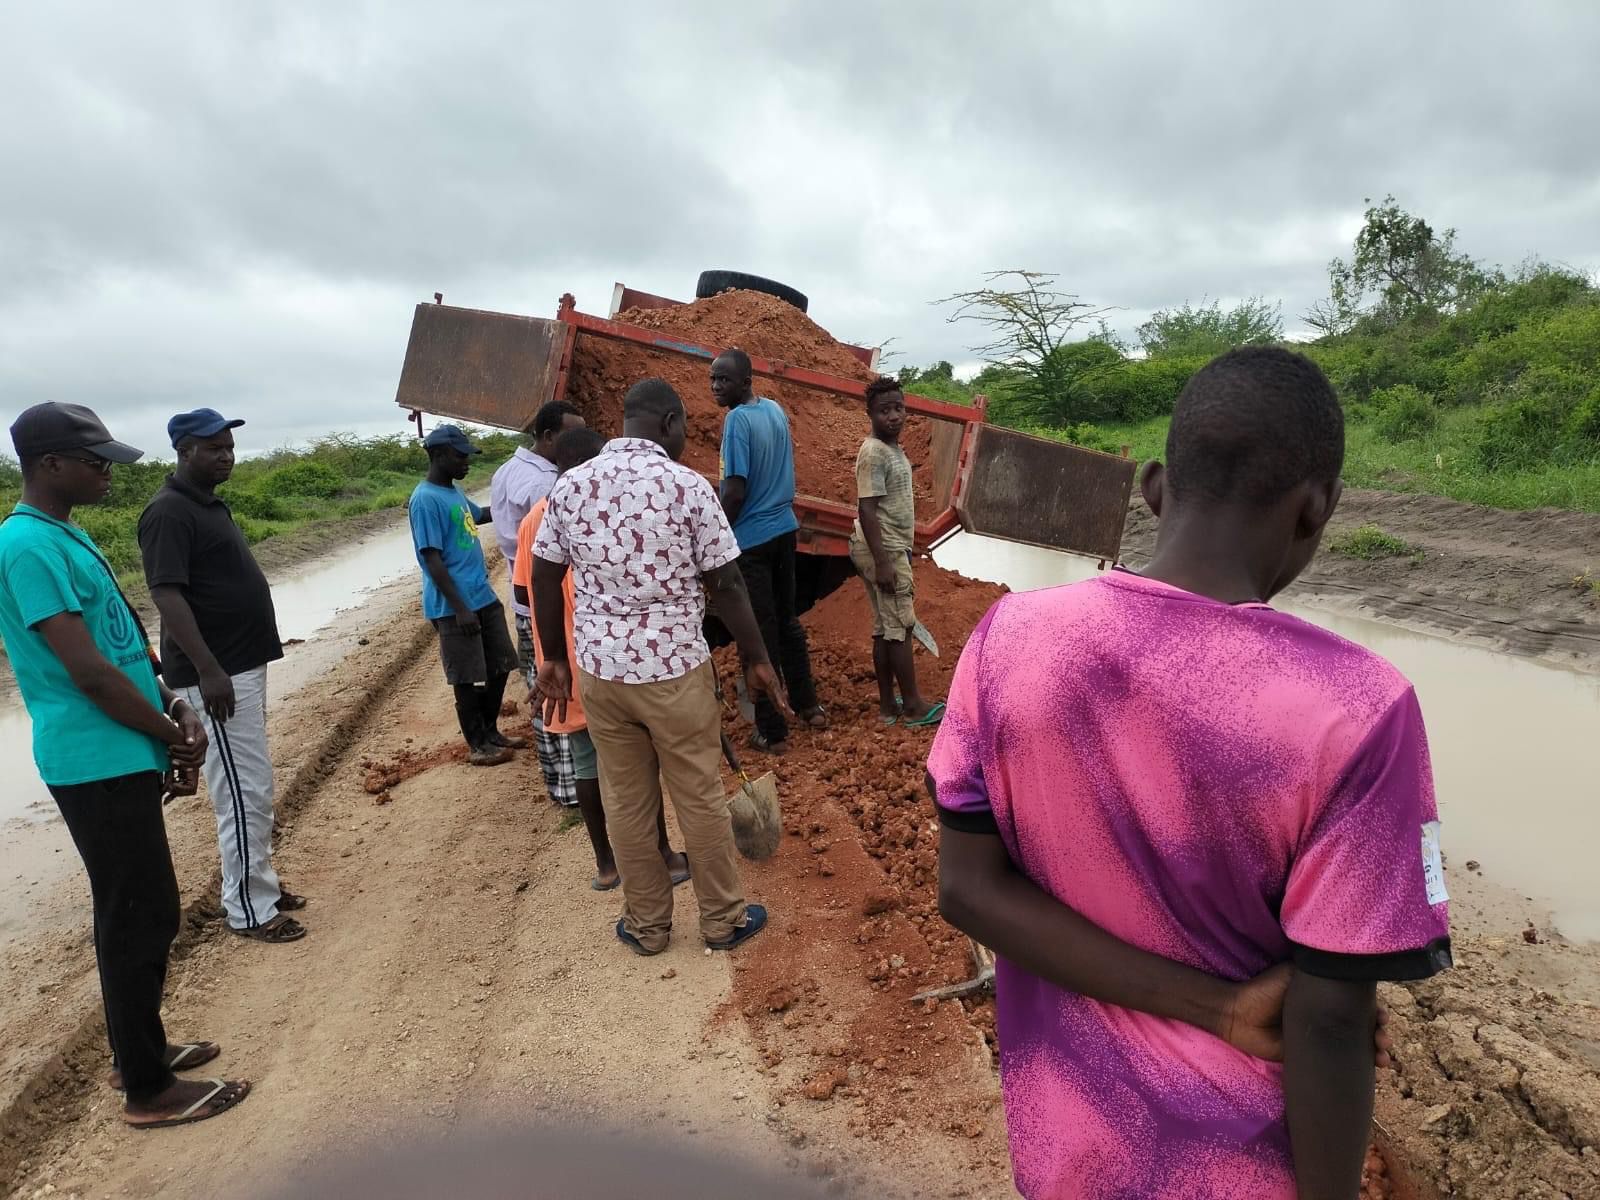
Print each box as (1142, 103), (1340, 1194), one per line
(513, 427), (689, 891)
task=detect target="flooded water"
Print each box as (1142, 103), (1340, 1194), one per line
(933, 533), (1600, 943)
(0, 518), (435, 827)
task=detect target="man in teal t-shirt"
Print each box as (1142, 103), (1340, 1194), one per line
(0, 402), (249, 1131)
(711, 350), (825, 755)
(409, 423), (523, 765)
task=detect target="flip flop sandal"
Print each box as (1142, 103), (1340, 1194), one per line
(615, 920), (665, 957)
(670, 862), (692, 888)
(706, 903), (769, 952)
(109, 1042), (220, 1091)
(278, 891), (308, 911)
(903, 701), (947, 728)
(880, 714), (900, 727)
(591, 874), (621, 892)
(230, 914), (306, 943)
(126, 1079), (251, 1130)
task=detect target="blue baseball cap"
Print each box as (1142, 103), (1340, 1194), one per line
(422, 424), (481, 455)
(168, 408), (245, 448)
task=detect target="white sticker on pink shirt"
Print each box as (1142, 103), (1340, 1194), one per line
(1421, 820), (1448, 905)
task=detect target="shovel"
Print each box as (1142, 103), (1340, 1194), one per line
(712, 667), (782, 861)
(719, 729), (782, 861)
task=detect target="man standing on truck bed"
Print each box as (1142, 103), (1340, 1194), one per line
(532, 378), (785, 956)
(490, 400), (585, 803)
(410, 424), (525, 766)
(137, 408), (307, 944)
(851, 377), (942, 727)
(711, 349), (826, 755)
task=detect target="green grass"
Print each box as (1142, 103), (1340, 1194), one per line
(1326, 524), (1423, 561)
(1043, 409), (1600, 514)
(0, 431), (519, 590)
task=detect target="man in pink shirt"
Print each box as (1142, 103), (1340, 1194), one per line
(931, 348), (1450, 1200)
(533, 378), (785, 956)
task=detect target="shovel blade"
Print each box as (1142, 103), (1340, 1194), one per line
(729, 771), (782, 861)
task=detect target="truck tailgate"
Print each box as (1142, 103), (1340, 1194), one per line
(956, 425), (1135, 561)
(394, 303), (571, 433)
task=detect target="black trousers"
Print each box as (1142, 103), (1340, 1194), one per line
(49, 771), (180, 1102)
(737, 530), (819, 743)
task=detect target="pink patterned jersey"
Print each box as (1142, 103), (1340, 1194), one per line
(927, 570), (1451, 1200)
(532, 438), (741, 683)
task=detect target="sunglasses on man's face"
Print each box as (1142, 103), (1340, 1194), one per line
(54, 453), (113, 475)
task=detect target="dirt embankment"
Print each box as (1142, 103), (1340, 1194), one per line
(1122, 490), (1600, 672)
(564, 290), (939, 518)
(716, 563), (1600, 1199)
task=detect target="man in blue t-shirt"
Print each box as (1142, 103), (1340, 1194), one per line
(712, 350), (826, 754)
(409, 424), (524, 766)
(0, 402), (249, 1130)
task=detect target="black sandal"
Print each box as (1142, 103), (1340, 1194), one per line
(230, 914), (306, 943)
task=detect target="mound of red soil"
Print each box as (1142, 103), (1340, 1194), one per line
(562, 290), (939, 517)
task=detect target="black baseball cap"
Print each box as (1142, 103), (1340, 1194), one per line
(168, 407), (246, 448)
(421, 424), (481, 455)
(9, 402), (144, 464)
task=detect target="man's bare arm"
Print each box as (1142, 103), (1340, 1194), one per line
(1283, 972), (1377, 1200)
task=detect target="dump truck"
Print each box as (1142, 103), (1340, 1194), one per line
(391, 276), (1134, 612)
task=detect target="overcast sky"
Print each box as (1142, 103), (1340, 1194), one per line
(3, 1), (1597, 459)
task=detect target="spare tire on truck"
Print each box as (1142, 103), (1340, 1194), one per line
(695, 270), (809, 313)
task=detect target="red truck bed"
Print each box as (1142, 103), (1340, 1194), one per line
(393, 289), (1134, 570)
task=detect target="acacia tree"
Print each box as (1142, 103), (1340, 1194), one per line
(935, 270), (1120, 425)
(1305, 196), (1499, 335)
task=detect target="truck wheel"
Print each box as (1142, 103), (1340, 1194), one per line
(695, 270), (809, 313)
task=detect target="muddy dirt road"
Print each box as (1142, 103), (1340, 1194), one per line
(2, 498), (1598, 1199)
(1124, 487), (1600, 671)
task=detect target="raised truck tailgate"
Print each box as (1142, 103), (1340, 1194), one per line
(394, 303), (571, 433)
(956, 424), (1135, 562)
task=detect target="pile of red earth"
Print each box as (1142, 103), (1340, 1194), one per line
(562, 290), (941, 517)
(714, 559), (1012, 1167)
(718, 560), (1406, 1195)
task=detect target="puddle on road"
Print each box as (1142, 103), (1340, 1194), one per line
(0, 517), (436, 828)
(933, 533), (1600, 943)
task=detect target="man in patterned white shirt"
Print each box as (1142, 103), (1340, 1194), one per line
(532, 378), (785, 956)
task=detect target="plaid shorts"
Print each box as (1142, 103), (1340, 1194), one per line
(534, 718), (577, 807)
(514, 613), (537, 688)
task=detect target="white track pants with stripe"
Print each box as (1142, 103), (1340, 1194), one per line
(182, 665), (282, 930)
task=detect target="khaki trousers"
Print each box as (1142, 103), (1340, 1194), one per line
(579, 661), (747, 952)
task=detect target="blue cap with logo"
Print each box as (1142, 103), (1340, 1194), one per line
(421, 424), (481, 455)
(168, 408), (246, 448)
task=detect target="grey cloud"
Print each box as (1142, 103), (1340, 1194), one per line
(2, 0), (1597, 450)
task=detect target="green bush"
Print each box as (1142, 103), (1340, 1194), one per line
(1567, 387), (1600, 448)
(218, 484), (290, 521)
(1327, 524), (1421, 561)
(1473, 366), (1593, 469)
(1369, 385), (1439, 441)
(260, 460), (344, 499)
(1095, 356), (1204, 423)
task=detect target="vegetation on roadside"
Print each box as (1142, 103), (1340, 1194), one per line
(0, 431), (517, 584)
(1327, 524), (1423, 562)
(903, 199), (1600, 513)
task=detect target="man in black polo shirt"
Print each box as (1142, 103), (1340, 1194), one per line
(138, 408), (307, 944)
